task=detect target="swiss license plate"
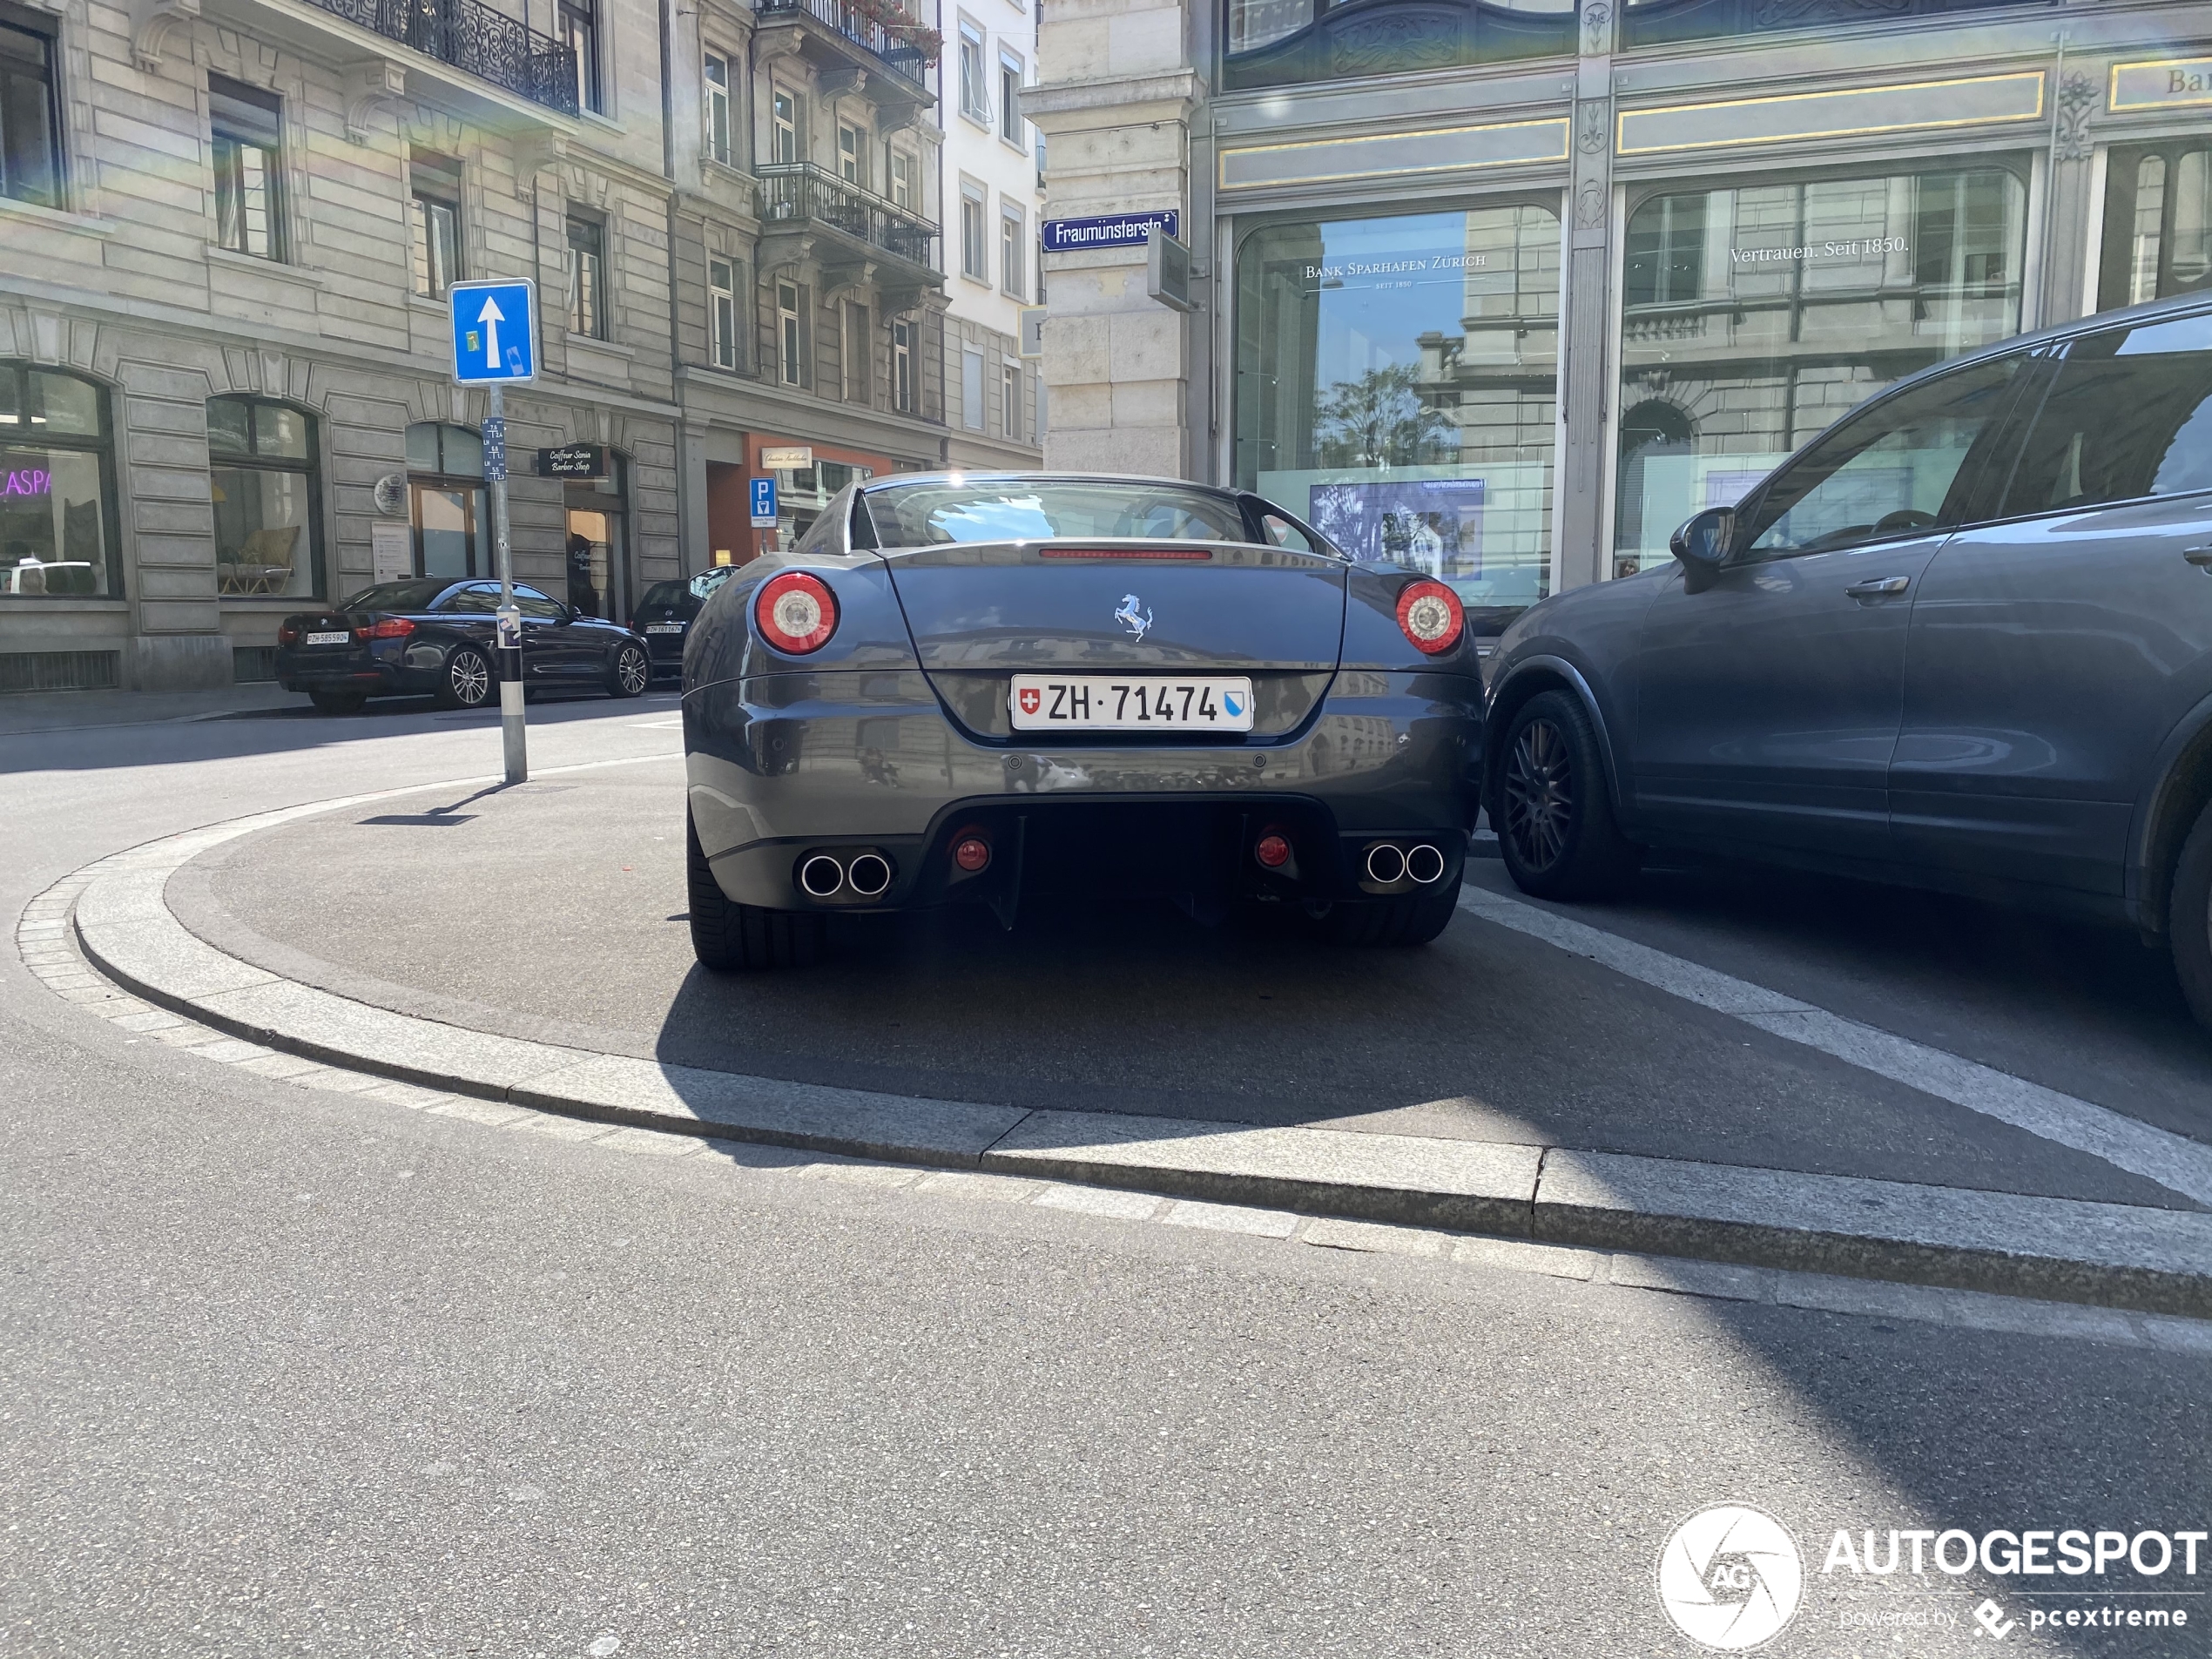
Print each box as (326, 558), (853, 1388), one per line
(305, 631), (350, 646)
(1009, 675), (1255, 732)
(646, 623), (685, 634)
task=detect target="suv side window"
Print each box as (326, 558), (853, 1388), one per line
(1739, 353), (2031, 561)
(1998, 311), (2212, 516)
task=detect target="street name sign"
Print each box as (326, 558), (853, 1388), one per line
(1041, 209), (1178, 253)
(448, 279), (537, 384)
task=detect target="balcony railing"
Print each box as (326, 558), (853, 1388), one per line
(755, 0), (933, 94)
(303, 0), (580, 115)
(757, 162), (939, 271)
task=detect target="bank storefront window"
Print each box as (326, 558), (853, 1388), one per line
(0, 362), (120, 597)
(1236, 204), (1561, 632)
(2099, 143), (2212, 310)
(1613, 165), (2025, 579)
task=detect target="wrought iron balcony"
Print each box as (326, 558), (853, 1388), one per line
(757, 162), (940, 273)
(755, 0), (934, 98)
(303, 0), (580, 115)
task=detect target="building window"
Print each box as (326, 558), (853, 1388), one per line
(0, 15), (62, 210)
(407, 152), (463, 299)
(998, 57), (1022, 145)
(566, 212), (606, 339)
(704, 52), (731, 167)
(405, 422), (484, 580)
(1001, 362), (1021, 439)
(961, 185), (987, 280)
(2100, 144), (2212, 311)
(838, 120), (867, 187)
(962, 347), (985, 430)
(710, 258), (738, 369)
(1611, 165), (2026, 580)
(1001, 206), (1024, 296)
(0, 363), (119, 597)
(892, 319), (914, 413)
(1235, 202), (1563, 631)
(778, 280), (806, 386)
(890, 150), (914, 211)
(771, 90), (799, 165)
(844, 301), (870, 401)
(560, 0), (600, 112)
(207, 395), (320, 600)
(958, 24), (988, 123)
(209, 77), (283, 261)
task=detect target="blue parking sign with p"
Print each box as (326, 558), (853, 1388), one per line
(750, 477), (778, 525)
(449, 280), (536, 384)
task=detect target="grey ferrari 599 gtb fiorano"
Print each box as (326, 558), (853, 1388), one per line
(679, 474), (1485, 968)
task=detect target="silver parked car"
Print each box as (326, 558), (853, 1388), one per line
(1482, 290), (2212, 1025)
(680, 474), (1485, 968)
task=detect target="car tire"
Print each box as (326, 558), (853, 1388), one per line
(2169, 799), (2212, 1030)
(436, 646), (495, 711)
(1494, 690), (1641, 900)
(608, 643), (651, 699)
(687, 812), (826, 971)
(307, 689), (366, 717)
(1314, 869), (1462, 948)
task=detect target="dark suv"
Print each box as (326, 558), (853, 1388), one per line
(1482, 291), (2212, 1026)
(630, 569), (731, 681)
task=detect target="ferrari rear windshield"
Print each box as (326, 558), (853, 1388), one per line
(863, 481), (1246, 547)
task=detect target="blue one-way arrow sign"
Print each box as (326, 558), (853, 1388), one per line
(448, 279), (537, 385)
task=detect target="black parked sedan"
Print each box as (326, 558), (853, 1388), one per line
(275, 578), (653, 715)
(630, 570), (733, 681)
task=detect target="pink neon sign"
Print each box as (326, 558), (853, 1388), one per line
(2, 469), (52, 498)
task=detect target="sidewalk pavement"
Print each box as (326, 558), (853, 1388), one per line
(0, 682), (295, 738)
(37, 782), (2212, 1319)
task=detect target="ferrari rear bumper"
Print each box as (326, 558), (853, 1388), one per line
(684, 668), (1483, 914)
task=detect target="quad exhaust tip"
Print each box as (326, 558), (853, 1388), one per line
(1365, 843), (1407, 885)
(799, 853), (844, 898)
(846, 853), (894, 898)
(1405, 843), (1447, 885)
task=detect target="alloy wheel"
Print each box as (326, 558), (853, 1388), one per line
(450, 650), (491, 708)
(1503, 717), (1573, 871)
(616, 646), (650, 696)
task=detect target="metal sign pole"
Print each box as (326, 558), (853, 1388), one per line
(487, 383), (526, 784)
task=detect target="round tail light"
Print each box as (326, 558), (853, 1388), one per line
(1396, 580), (1465, 655)
(755, 571), (839, 655)
(1255, 833), (1291, 869)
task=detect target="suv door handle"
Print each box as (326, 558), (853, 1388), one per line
(2183, 544), (2212, 568)
(1844, 576), (1912, 597)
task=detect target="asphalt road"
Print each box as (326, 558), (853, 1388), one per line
(3, 693), (2210, 1657)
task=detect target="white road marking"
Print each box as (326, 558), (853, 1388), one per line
(1457, 887), (2212, 1207)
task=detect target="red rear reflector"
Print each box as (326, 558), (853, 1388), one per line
(1255, 833), (1291, 869)
(1039, 547), (1212, 561)
(953, 836), (991, 873)
(359, 617), (415, 639)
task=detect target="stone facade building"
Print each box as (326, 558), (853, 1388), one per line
(1026, 0), (2212, 632)
(0, 0), (1036, 692)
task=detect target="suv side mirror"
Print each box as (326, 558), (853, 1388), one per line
(1669, 506), (1737, 592)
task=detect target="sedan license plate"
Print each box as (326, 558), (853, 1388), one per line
(646, 623), (686, 634)
(305, 631), (350, 646)
(1009, 675), (1254, 732)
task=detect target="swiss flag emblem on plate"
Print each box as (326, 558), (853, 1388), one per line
(1018, 687), (1042, 715)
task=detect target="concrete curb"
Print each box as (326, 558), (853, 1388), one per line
(55, 804), (2212, 1319)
